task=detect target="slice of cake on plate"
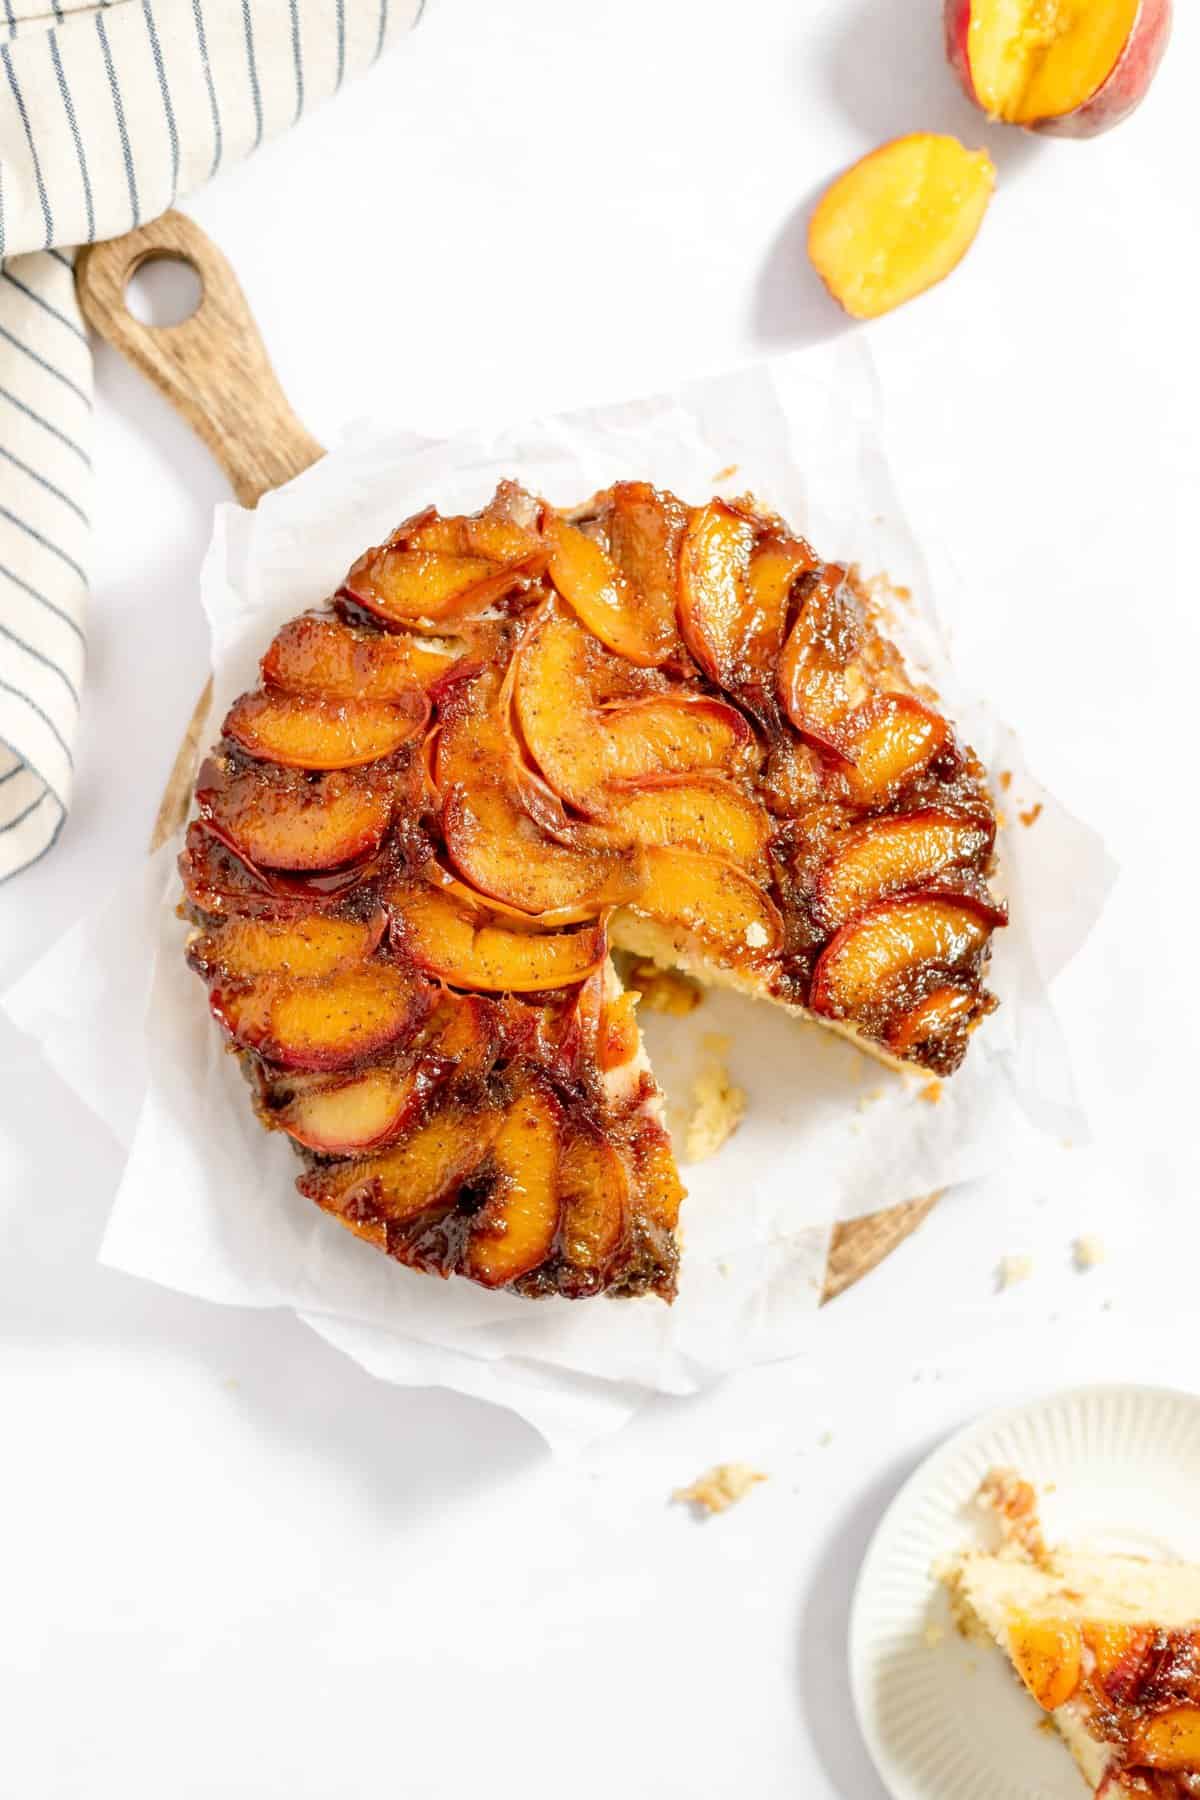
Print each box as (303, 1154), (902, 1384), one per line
(181, 480), (1006, 1302)
(944, 1470), (1200, 1795)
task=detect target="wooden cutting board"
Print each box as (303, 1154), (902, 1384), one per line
(75, 209), (938, 1304)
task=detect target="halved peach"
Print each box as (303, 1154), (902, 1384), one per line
(838, 694), (950, 804)
(190, 911), (385, 980)
(1008, 1618), (1083, 1712)
(599, 773), (772, 870)
(198, 764), (394, 870)
(515, 601), (756, 812)
(815, 808), (993, 928)
(629, 846), (784, 963)
(886, 983), (977, 1055)
(463, 1086), (563, 1287)
(809, 134), (996, 320)
(437, 675), (645, 916)
(560, 1131), (628, 1277)
(300, 1100), (500, 1232)
(544, 511), (676, 667)
(810, 895), (996, 1020)
(211, 962), (431, 1070)
(223, 688), (428, 770)
(777, 567), (865, 755)
(945, 0), (1171, 138)
(262, 612), (464, 698)
(273, 1063), (431, 1153)
(387, 880), (607, 993)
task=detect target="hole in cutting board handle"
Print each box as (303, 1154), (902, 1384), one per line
(125, 254), (203, 328)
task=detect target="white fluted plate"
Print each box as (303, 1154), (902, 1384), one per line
(850, 1385), (1200, 1800)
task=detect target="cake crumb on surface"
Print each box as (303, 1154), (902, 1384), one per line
(998, 770), (1012, 791)
(919, 1080), (942, 1106)
(1019, 801), (1043, 828)
(685, 1058), (746, 1163)
(744, 920), (770, 949)
(628, 961), (703, 1017)
(1074, 1234), (1106, 1271)
(673, 1462), (765, 1516)
(711, 463), (740, 483)
(997, 1254), (1034, 1291)
(975, 1466), (1047, 1559)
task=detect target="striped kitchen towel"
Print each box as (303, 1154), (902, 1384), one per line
(0, 0), (423, 884)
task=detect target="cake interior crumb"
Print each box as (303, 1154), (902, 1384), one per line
(1073, 1233), (1106, 1272)
(628, 961), (703, 1017)
(1019, 801), (1043, 828)
(673, 1462), (766, 1516)
(997, 1254), (1034, 1291)
(919, 1079), (942, 1106)
(685, 1056), (746, 1163)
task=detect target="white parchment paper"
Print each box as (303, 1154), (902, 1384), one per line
(4, 343), (1114, 1451)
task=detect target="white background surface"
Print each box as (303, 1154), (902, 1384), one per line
(1, 2), (1197, 1795)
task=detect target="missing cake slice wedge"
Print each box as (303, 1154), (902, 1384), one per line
(943, 1470), (1200, 1796)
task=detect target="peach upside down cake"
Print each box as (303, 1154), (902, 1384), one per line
(181, 480), (1006, 1302)
(945, 1471), (1200, 1795)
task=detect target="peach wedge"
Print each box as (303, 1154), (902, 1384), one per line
(816, 808), (993, 929)
(211, 963), (430, 1071)
(190, 911), (386, 981)
(515, 601), (754, 813)
(559, 1131), (629, 1282)
(273, 1063), (432, 1154)
(263, 613), (465, 698)
(630, 846), (784, 964)
(544, 512), (676, 667)
(679, 500), (817, 695)
(198, 765), (395, 870)
(838, 694), (950, 805)
(300, 1101), (501, 1247)
(599, 773), (772, 870)
(945, 0), (1171, 137)
(810, 894), (998, 1021)
(388, 880), (608, 993)
(463, 1086), (563, 1287)
(809, 134), (996, 320)
(777, 568), (865, 755)
(224, 689), (427, 770)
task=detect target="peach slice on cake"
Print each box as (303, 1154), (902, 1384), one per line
(559, 1130), (629, 1291)
(189, 910), (386, 980)
(211, 962), (431, 1071)
(386, 878), (608, 993)
(544, 511), (677, 668)
(815, 808), (994, 929)
(810, 891), (1004, 1026)
(601, 481), (689, 656)
(809, 134), (996, 320)
(837, 693), (950, 804)
(436, 670), (646, 915)
(197, 762), (397, 870)
(263, 613), (472, 698)
(223, 688), (428, 769)
(598, 773), (773, 871)
(630, 846), (785, 965)
(271, 1063), (432, 1155)
(300, 1100), (502, 1251)
(342, 491), (545, 630)
(463, 1086), (564, 1288)
(945, 0), (1172, 137)
(886, 982), (979, 1055)
(777, 567), (866, 757)
(514, 600), (756, 812)
(679, 499), (817, 695)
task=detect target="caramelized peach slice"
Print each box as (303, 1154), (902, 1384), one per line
(603, 482), (687, 656)
(198, 765), (394, 870)
(1082, 1623), (1153, 1698)
(421, 857), (601, 930)
(463, 1086), (562, 1287)
(1135, 1707), (1200, 1772)
(263, 613), (465, 697)
(191, 911), (385, 980)
(816, 808), (993, 928)
(629, 846), (784, 963)
(300, 1100), (500, 1230)
(437, 678), (644, 916)
(600, 773), (772, 870)
(632, 1127), (686, 1233)
(560, 1131), (628, 1276)
(678, 500), (811, 691)
(809, 134), (996, 320)
(387, 881), (607, 993)
(544, 512), (676, 667)
(343, 540), (541, 630)
(777, 567), (865, 755)
(838, 694), (949, 803)
(515, 601), (755, 811)
(887, 983), (977, 1055)
(403, 482), (542, 563)
(1008, 1618), (1083, 1712)
(274, 1063), (431, 1153)
(224, 688), (427, 770)
(810, 895), (994, 1020)
(211, 963), (430, 1070)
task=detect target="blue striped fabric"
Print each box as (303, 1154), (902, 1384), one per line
(0, 0), (423, 882)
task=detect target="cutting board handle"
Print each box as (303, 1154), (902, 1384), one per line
(75, 209), (324, 508)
